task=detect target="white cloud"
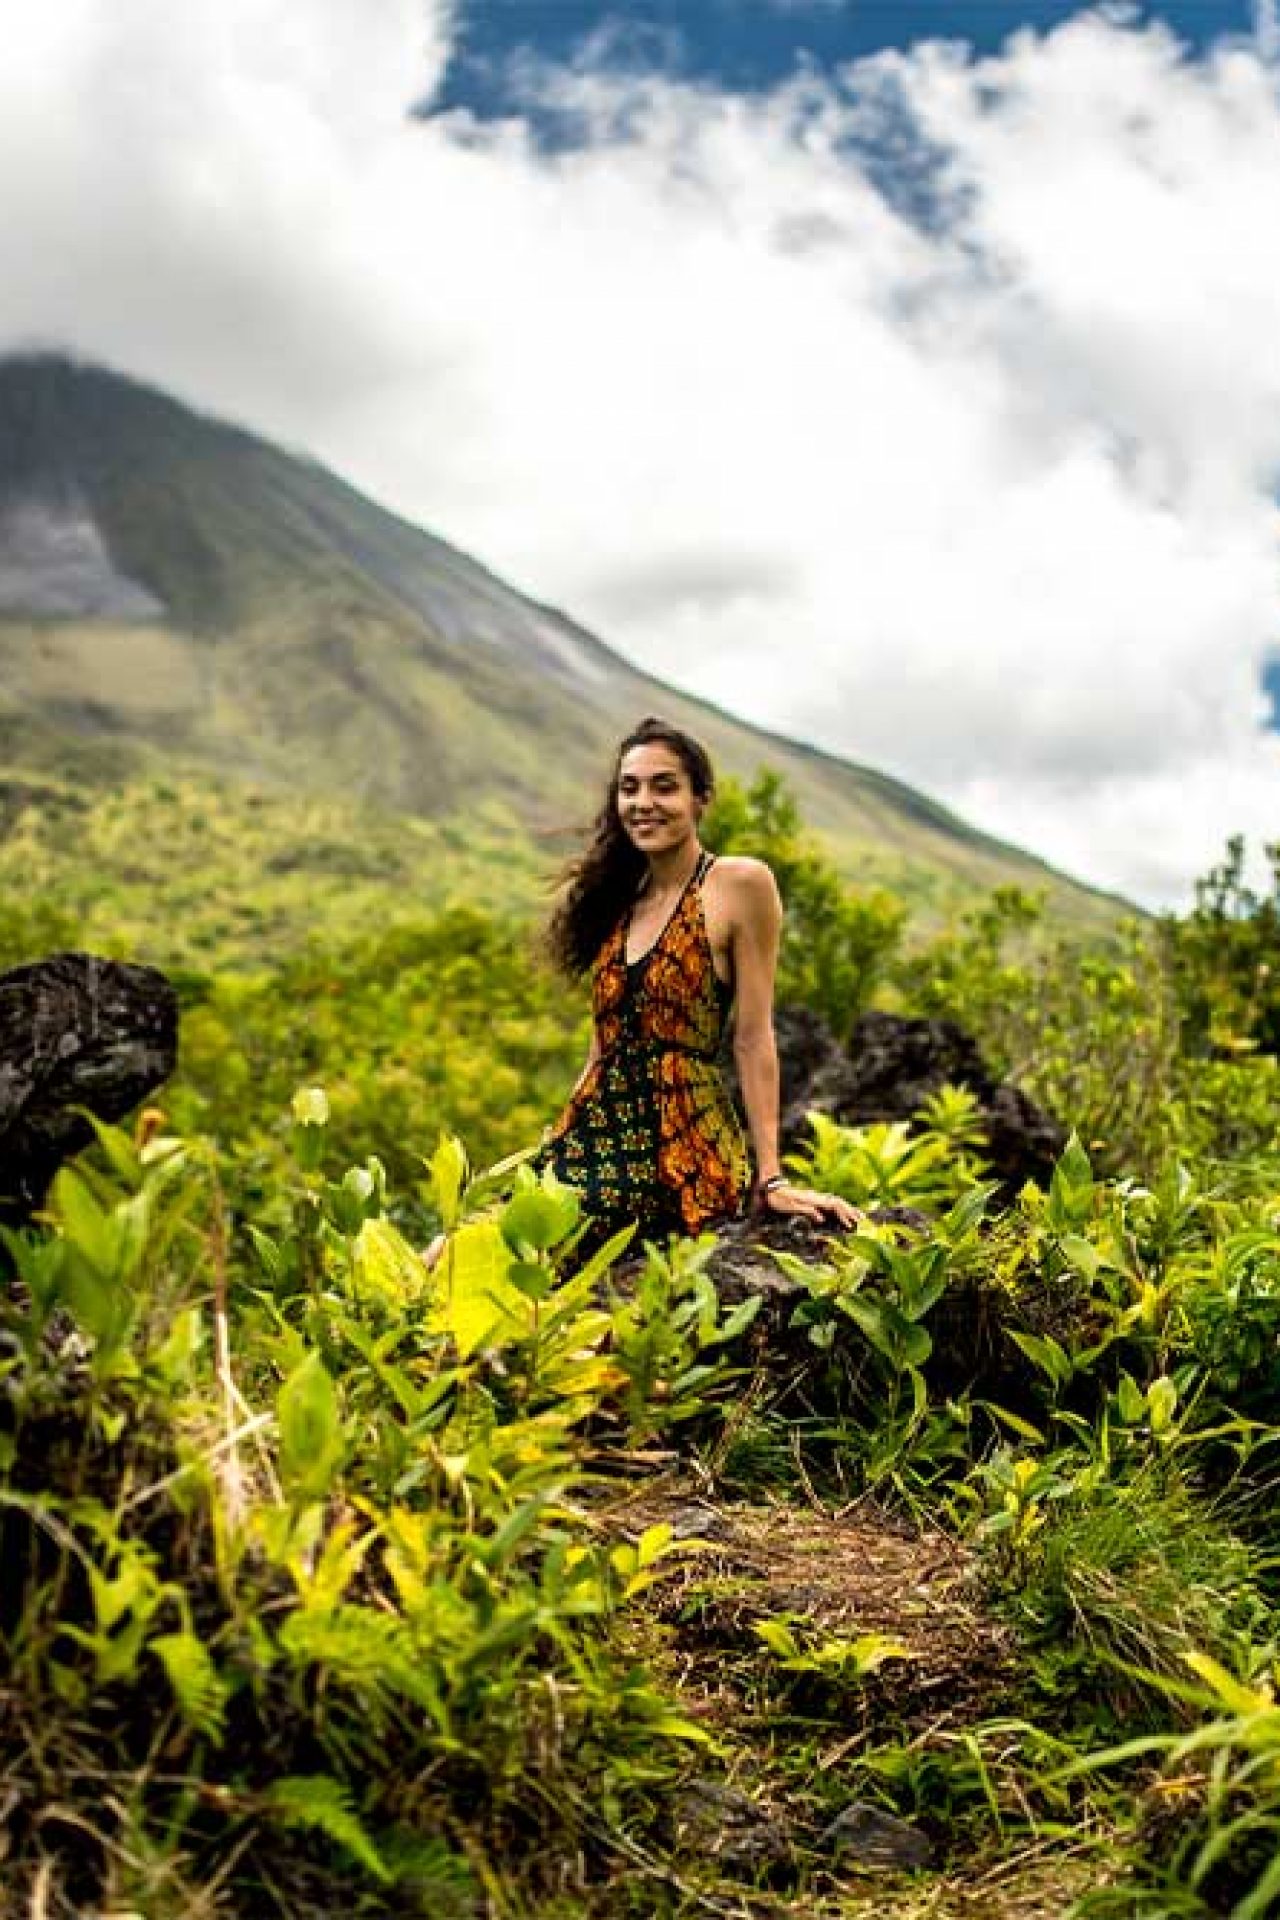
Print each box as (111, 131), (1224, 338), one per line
(1, 0), (1278, 908)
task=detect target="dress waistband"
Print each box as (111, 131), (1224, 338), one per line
(604, 1036), (720, 1064)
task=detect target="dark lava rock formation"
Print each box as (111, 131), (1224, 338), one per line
(766, 1004), (1066, 1198)
(0, 952), (178, 1225)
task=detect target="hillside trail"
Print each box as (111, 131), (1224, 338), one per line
(586, 1475), (1099, 1920)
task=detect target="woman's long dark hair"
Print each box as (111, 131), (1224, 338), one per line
(546, 717), (716, 979)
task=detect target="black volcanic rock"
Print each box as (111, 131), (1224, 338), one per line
(837, 1008), (995, 1117)
(771, 1005), (863, 1142)
(761, 1004), (1066, 1198)
(978, 1081), (1071, 1201)
(820, 1800), (934, 1870)
(0, 952), (178, 1225)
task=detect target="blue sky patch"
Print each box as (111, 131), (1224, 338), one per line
(1263, 655), (1280, 730)
(435, 2), (1260, 136)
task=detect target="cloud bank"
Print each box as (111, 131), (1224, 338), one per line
(2, 0), (1278, 905)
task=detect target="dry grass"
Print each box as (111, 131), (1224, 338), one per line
(600, 1481), (1017, 1737)
(564, 1480), (1119, 1919)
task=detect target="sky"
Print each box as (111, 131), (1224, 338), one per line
(2, 1), (1279, 908)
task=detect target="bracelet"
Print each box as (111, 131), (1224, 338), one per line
(757, 1174), (786, 1195)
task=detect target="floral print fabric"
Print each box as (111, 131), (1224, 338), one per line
(545, 851), (750, 1234)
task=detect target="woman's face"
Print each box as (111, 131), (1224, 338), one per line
(615, 741), (702, 856)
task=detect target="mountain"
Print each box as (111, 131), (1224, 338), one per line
(0, 352), (1123, 920)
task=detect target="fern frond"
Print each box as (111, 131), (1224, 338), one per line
(263, 1773), (391, 1883)
(279, 1602), (444, 1721)
(151, 1630), (229, 1741)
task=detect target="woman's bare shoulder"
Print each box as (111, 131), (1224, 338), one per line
(707, 855), (781, 914)
(710, 853), (776, 881)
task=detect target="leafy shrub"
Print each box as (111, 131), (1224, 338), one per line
(704, 768), (907, 1037)
(1166, 834), (1280, 1059)
(0, 1108), (739, 1914)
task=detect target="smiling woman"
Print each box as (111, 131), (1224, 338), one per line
(540, 715), (859, 1249)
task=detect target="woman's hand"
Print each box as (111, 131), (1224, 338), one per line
(758, 1179), (865, 1230)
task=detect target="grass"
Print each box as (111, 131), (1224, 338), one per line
(0, 761), (547, 972)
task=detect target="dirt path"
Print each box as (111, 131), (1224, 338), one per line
(584, 1482), (1106, 1919)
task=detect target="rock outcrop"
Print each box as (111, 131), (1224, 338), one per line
(0, 952), (178, 1225)
(766, 1005), (1066, 1198)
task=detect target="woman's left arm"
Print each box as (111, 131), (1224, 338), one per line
(728, 859), (861, 1230)
(727, 859), (785, 1190)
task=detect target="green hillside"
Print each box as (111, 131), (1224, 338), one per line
(0, 351), (1128, 932)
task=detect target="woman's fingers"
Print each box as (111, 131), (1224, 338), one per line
(763, 1185), (869, 1228)
(797, 1189), (862, 1227)
(765, 1188), (813, 1221)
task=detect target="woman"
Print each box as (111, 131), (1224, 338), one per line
(542, 715), (859, 1243)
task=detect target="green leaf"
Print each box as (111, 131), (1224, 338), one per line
(481, 1492), (559, 1568)
(291, 1519), (376, 1608)
(563, 1220), (637, 1290)
(753, 1617), (801, 1659)
(843, 1632), (913, 1673)
(149, 1307), (203, 1384)
(500, 1182), (580, 1254)
(1058, 1233), (1102, 1281)
(425, 1135), (469, 1232)
(637, 1711), (714, 1743)
(942, 1186), (991, 1240)
(455, 1607), (543, 1668)
(712, 1294), (763, 1345)
(88, 1560), (153, 1634)
(1048, 1134), (1095, 1230)
(838, 1291), (894, 1358)
(1010, 1329), (1074, 1391)
(841, 1292), (931, 1368)
(507, 1259), (554, 1301)
(248, 1225), (282, 1284)
(1115, 1371), (1146, 1424)
(635, 1523), (676, 1568)
(426, 1223), (528, 1358)
(88, 1613), (150, 1685)
(1182, 1650), (1275, 1717)
(1147, 1374), (1179, 1436)
(277, 1352), (344, 1500)
(50, 1165), (116, 1276)
(350, 1218), (427, 1306)
(72, 1108), (143, 1186)
(59, 1246), (130, 1348)
(291, 1087), (330, 1171)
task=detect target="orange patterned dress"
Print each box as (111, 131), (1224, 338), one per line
(544, 850), (751, 1236)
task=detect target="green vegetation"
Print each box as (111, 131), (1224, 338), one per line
(4, 765), (1280, 1917)
(705, 768), (909, 1037)
(0, 351), (1127, 928)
